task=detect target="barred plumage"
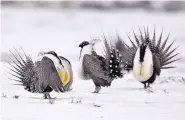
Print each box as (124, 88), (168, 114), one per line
(115, 27), (180, 88)
(78, 38), (124, 93)
(7, 49), (73, 99)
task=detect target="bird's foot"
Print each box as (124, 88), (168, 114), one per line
(92, 86), (101, 93)
(92, 91), (99, 93)
(144, 83), (151, 89)
(43, 94), (47, 99)
(145, 87), (154, 93)
(144, 83), (147, 89)
(43, 93), (55, 104)
(143, 83), (154, 93)
(147, 83), (151, 88)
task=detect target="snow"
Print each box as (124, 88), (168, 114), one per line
(1, 62), (185, 120)
(1, 8), (185, 120)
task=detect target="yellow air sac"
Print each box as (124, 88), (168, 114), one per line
(134, 63), (153, 82)
(57, 69), (70, 86)
(135, 64), (146, 79)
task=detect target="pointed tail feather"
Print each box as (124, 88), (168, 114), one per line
(13, 48), (27, 65)
(160, 32), (170, 53)
(109, 27), (180, 73)
(162, 58), (181, 67)
(163, 53), (179, 65)
(163, 46), (179, 60)
(6, 64), (23, 78)
(135, 27), (180, 70)
(126, 33), (137, 49)
(161, 66), (176, 69)
(125, 27), (179, 71)
(151, 27), (156, 52)
(133, 31), (140, 46)
(7, 48), (38, 93)
(139, 27), (144, 43)
(6, 61), (24, 76)
(156, 29), (163, 50)
(162, 40), (175, 57)
(7, 55), (24, 71)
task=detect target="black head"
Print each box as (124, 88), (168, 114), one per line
(47, 51), (58, 58)
(79, 41), (90, 48)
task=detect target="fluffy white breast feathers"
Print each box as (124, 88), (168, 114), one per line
(133, 46), (153, 82)
(37, 52), (64, 70)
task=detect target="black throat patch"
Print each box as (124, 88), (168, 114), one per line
(139, 44), (147, 62)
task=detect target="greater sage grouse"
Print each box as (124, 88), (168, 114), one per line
(115, 28), (180, 89)
(78, 39), (124, 93)
(7, 49), (73, 99)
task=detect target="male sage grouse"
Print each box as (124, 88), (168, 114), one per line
(115, 27), (180, 89)
(78, 39), (124, 93)
(7, 49), (73, 99)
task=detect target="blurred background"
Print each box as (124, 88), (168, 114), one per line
(1, 1), (185, 75)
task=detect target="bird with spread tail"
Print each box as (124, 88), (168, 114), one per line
(115, 27), (180, 89)
(7, 49), (73, 99)
(78, 38), (124, 93)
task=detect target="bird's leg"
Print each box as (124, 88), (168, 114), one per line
(147, 83), (151, 88)
(93, 86), (101, 93)
(146, 83), (154, 93)
(144, 83), (147, 89)
(46, 92), (52, 99)
(44, 92), (52, 99)
(43, 93), (47, 99)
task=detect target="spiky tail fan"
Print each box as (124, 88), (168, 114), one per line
(116, 27), (180, 71)
(103, 39), (123, 79)
(7, 48), (38, 93)
(115, 35), (135, 72)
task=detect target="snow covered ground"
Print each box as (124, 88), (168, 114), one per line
(1, 62), (185, 120)
(1, 8), (185, 120)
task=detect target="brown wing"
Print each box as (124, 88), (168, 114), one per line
(83, 54), (112, 87)
(36, 57), (65, 92)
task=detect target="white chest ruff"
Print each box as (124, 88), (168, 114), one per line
(77, 45), (92, 80)
(37, 53), (65, 73)
(37, 53), (71, 86)
(133, 46), (153, 82)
